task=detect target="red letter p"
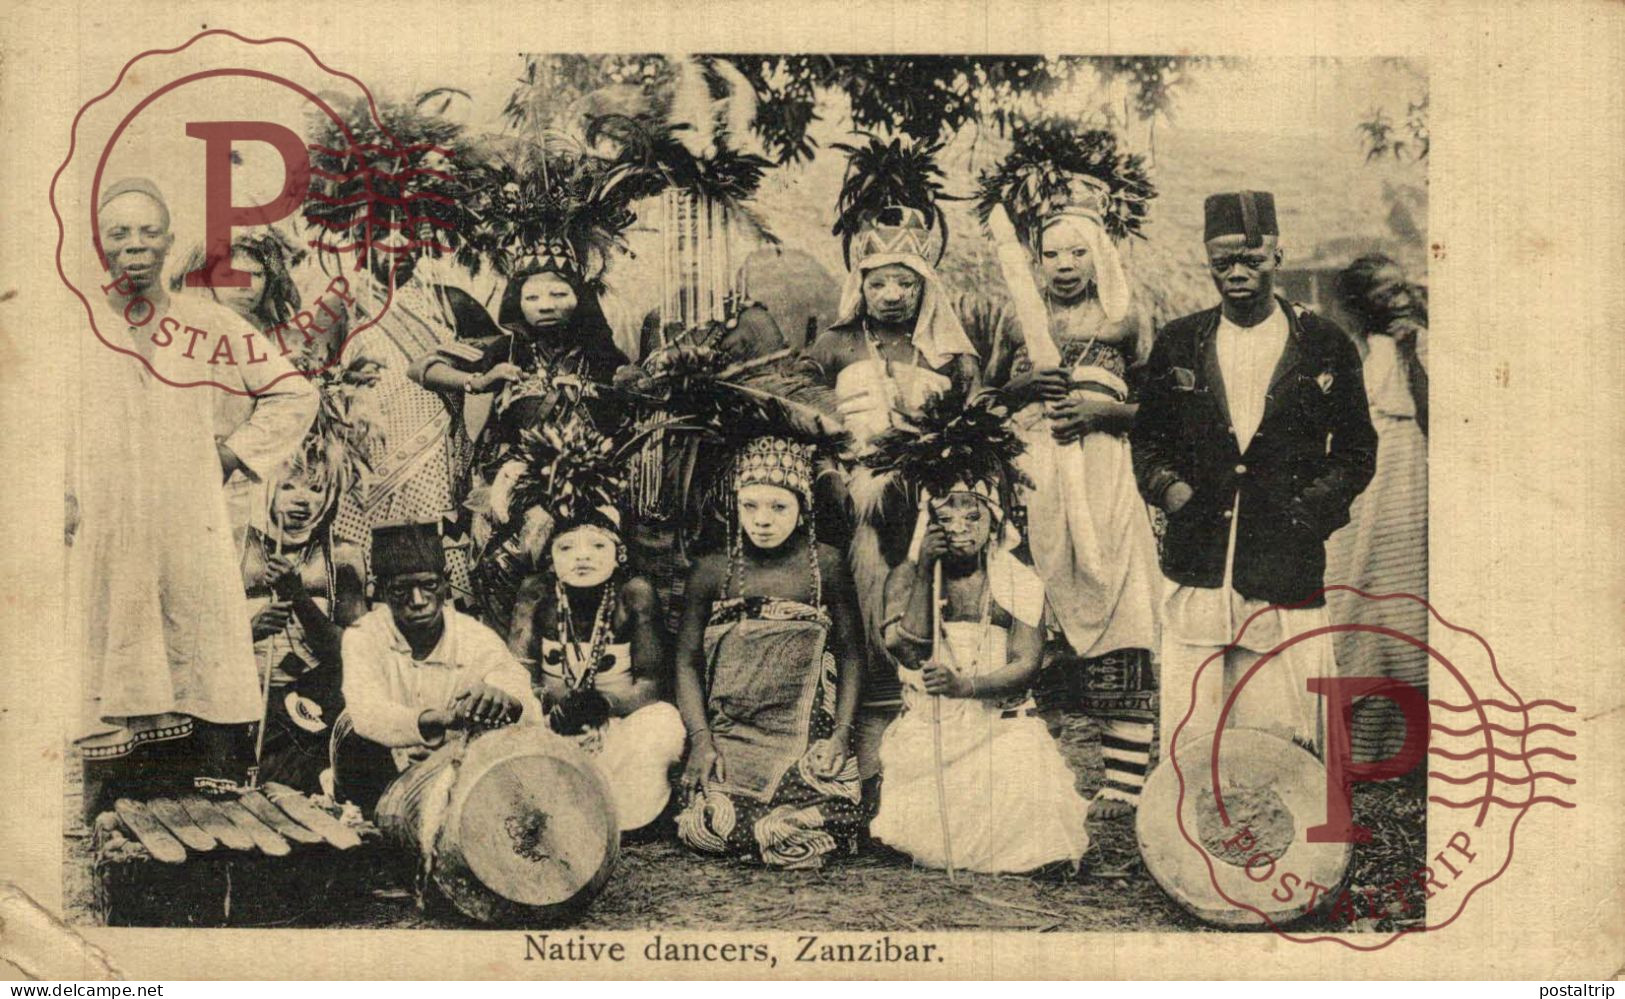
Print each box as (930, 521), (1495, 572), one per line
(1306, 677), (1428, 844)
(184, 121), (310, 288)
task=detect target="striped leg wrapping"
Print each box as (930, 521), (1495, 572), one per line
(1097, 719), (1154, 805)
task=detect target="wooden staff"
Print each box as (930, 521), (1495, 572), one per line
(930, 559), (957, 883)
(250, 489), (286, 786)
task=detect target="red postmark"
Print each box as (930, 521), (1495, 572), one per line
(1138, 586), (1577, 950)
(50, 29), (462, 394)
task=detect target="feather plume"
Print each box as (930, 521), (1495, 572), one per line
(974, 120), (1155, 243)
(830, 133), (955, 266)
(617, 337), (844, 538)
(302, 97), (477, 275)
(290, 353), (386, 507)
(860, 387), (1031, 508)
(455, 137), (638, 283)
(509, 417), (629, 530)
(580, 80), (776, 242)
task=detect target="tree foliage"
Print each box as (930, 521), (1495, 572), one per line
(720, 55), (1213, 164)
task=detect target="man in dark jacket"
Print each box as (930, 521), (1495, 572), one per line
(1131, 191), (1377, 759)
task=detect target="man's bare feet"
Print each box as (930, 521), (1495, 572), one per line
(1089, 796), (1135, 820)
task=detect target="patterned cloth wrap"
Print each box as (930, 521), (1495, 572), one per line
(676, 597), (867, 868)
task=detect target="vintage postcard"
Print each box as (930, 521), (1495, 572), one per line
(1, 0), (1620, 981)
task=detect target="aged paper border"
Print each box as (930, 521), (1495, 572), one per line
(2, 0), (1621, 980)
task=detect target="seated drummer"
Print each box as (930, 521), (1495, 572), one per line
(332, 521), (542, 813)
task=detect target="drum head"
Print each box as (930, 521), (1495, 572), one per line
(1136, 728), (1352, 928)
(455, 752), (617, 909)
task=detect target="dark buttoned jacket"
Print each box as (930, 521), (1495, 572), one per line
(1130, 298), (1377, 606)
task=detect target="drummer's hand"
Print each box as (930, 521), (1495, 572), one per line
(454, 682), (523, 728)
(1030, 367), (1072, 402)
(264, 554), (306, 600)
(683, 732), (723, 788)
(251, 600), (294, 641)
(809, 728), (850, 778)
(922, 659), (972, 698)
(418, 708), (459, 743)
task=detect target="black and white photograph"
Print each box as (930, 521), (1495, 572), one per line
(2, 0), (1620, 984)
(58, 44), (1434, 932)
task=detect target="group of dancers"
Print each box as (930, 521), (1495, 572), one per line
(73, 117), (1427, 879)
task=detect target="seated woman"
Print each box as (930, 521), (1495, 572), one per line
(240, 428), (368, 793)
(863, 391), (1090, 874)
(508, 497), (686, 835)
(672, 435), (867, 868)
(410, 241), (630, 627)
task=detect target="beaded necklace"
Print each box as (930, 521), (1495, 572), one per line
(554, 579), (617, 692)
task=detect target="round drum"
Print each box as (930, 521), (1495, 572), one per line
(1135, 728), (1352, 928)
(376, 724), (619, 925)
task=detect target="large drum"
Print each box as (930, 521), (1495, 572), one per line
(376, 724), (619, 925)
(1136, 729), (1352, 928)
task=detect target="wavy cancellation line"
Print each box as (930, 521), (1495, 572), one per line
(306, 188), (456, 209)
(310, 164), (455, 184)
(1428, 795), (1576, 810)
(1427, 745), (1577, 762)
(1427, 770), (1575, 786)
(1429, 698), (1576, 713)
(307, 239), (456, 256)
(1429, 722), (1577, 738)
(306, 213), (457, 231)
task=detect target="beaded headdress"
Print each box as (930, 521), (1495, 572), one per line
(516, 237), (582, 281)
(732, 435), (816, 505)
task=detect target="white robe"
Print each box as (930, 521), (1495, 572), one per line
(72, 295), (316, 740)
(870, 554), (1090, 873)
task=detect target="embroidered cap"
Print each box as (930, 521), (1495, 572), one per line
(733, 436), (815, 505)
(515, 237), (581, 281)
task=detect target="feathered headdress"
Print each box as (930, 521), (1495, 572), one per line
(831, 133), (954, 268)
(579, 76), (777, 243)
(619, 338), (844, 546)
(861, 387), (1031, 517)
(508, 417), (632, 538)
(975, 120), (1155, 244)
(456, 136), (640, 286)
(264, 352), (385, 539)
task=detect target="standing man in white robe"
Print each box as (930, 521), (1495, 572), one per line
(69, 178), (316, 812)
